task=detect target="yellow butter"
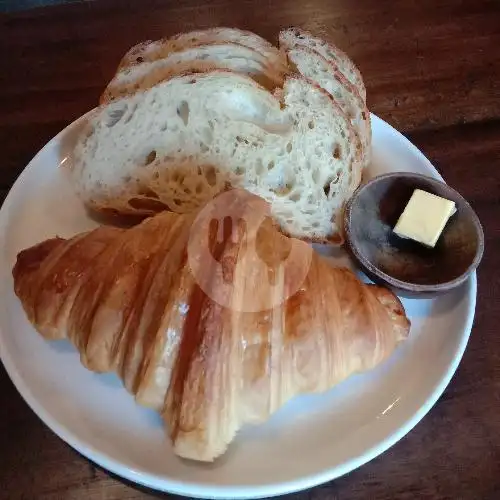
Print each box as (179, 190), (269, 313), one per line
(394, 189), (456, 247)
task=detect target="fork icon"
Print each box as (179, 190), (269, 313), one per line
(188, 189), (312, 312)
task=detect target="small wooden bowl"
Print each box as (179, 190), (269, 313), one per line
(344, 172), (484, 298)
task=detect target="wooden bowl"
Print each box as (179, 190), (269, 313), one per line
(344, 172), (484, 298)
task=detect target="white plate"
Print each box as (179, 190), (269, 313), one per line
(0, 113), (475, 499)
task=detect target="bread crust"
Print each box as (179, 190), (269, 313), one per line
(101, 41), (286, 104)
(279, 27), (366, 102)
(118, 27), (287, 70)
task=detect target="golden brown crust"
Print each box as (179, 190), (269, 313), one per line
(102, 40), (286, 104)
(280, 27), (366, 101)
(12, 193), (409, 462)
(117, 27), (284, 70)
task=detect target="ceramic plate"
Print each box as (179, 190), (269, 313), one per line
(0, 113), (475, 499)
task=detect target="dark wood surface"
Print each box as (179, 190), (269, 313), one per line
(1, 0), (499, 498)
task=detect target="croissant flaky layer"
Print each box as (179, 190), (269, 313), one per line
(12, 191), (410, 462)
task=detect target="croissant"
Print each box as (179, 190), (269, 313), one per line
(12, 190), (410, 462)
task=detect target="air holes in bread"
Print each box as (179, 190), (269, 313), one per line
(236, 136), (250, 145)
(333, 144), (342, 159)
(308, 121), (315, 130)
(235, 167), (245, 175)
(323, 170), (342, 196)
(98, 207), (121, 217)
(128, 197), (169, 212)
(107, 105), (127, 127)
(256, 159), (264, 175)
(272, 184), (292, 196)
(177, 101), (190, 126)
(145, 150), (157, 165)
(123, 103), (137, 124)
(200, 142), (209, 153)
(204, 166), (217, 186)
(138, 186), (159, 199)
(160, 123), (168, 131)
(268, 160), (275, 170)
(286, 142), (293, 153)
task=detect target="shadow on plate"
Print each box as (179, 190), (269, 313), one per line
(429, 284), (465, 317)
(92, 372), (124, 390)
(49, 339), (78, 354)
(79, 451), (186, 499)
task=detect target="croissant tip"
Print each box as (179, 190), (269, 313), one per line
(13, 237), (64, 272)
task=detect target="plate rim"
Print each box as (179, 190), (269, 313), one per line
(0, 112), (476, 499)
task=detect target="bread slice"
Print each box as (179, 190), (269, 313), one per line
(71, 71), (362, 243)
(279, 27), (366, 102)
(118, 27), (288, 73)
(101, 42), (286, 104)
(286, 46), (371, 168)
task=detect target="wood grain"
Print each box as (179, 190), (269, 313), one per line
(1, 0), (499, 499)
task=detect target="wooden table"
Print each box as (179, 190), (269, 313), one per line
(1, 0), (499, 498)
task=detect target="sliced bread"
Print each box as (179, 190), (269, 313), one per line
(71, 71), (362, 244)
(118, 27), (288, 73)
(286, 46), (371, 168)
(101, 42), (286, 104)
(279, 27), (366, 102)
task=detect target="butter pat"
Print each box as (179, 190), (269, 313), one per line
(394, 189), (456, 247)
